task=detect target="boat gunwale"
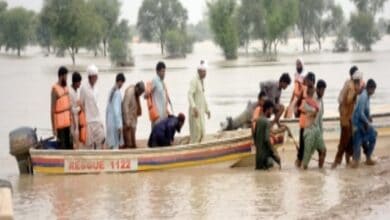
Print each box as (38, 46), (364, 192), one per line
(29, 112), (390, 156)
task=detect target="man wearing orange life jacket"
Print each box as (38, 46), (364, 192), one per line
(51, 66), (73, 150)
(296, 72), (316, 167)
(145, 62), (172, 127)
(69, 72), (87, 149)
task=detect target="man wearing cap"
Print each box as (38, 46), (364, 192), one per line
(188, 60), (211, 143)
(80, 64), (105, 149)
(148, 113), (186, 147)
(122, 81), (145, 148)
(332, 68), (363, 168)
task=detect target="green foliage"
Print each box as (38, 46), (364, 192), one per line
(36, 11), (53, 53)
(42, 0), (102, 64)
(88, 0), (121, 57)
(262, 0), (298, 53)
(207, 0), (239, 60)
(165, 29), (193, 58)
(1, 7), (35, 56)
(351, 0), (387, 14)
(333, 24), (349, 52)
(0, 1), (8, 51)
(349, 12), (379, 51)
(187, 20), (212, 42)
(137, 0), (188, 55)
(108, 19), (133, 66)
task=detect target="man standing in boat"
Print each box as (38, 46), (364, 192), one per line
(188, 60), (211, 143)
(145, 62), (172, 127)
(122, 81), (145, 148)
(260, 73), (291, 127)
(254, 100), (281, 170)
(51, 66), (73, 149)
(351, 79), (377, 168)
(80, 65), (105, 149)
(69, 72), (85, 149)
(332, 68), (362, 168)
(105, 73), (126, 149)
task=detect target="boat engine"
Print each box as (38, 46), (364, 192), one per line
(9, 127), (38, 174)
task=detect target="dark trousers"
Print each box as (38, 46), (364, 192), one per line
(297, 128), (305, 161)
(57, 127), (73, 150)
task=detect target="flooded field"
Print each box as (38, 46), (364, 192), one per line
(1, 37), (390, 219)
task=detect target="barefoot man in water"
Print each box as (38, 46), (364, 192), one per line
(350, 79), (378, 168)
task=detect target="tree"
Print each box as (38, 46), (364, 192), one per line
(333, 23), (349, 52)
(312, 1), (344, 51)
(42, 0), (100, 65)
(108, 19), (133, 66)
(207, 0), (239, 60)
(36, 11), (53, 53)
(165, 29), (193, 58)
(296, 0), (318, 52)
(349, 0), (388, 51)
(1, 7), (35, 56)
(187, 20), (212, 42)
(137, 0), (188, 55)
(349, 12), (379, 51)
(0, 1), (7, 51)
(89, 0), (120, 57)
(262, 0), (298, 54)
(237, 0), (266, 55)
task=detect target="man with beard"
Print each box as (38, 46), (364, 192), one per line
(285, 58), (306, 118)
(51, 66), (73, 149)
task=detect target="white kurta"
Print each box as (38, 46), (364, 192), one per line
(105, 88), (123, 149)
(80, 83), (105, 149)
(188, 75), (209, 143)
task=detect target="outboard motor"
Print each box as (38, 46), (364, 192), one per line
(9, 127), (38, 174)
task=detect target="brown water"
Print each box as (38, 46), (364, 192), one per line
(1, 37), (390, 219)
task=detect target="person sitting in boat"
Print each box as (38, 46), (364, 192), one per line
(251, 91), (266, 134)
(148, 113), (186, 148)
(350, 79), (377, 168)
(260, 72), (291, 127)
(254, 100), (281, 170)
(105, 73), (126, 149)
(51, 66), (73, 150)
(122, 81), (145, 149)
(300, 85), (326, 169)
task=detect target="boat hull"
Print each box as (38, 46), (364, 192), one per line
(30, 131), (253, 174)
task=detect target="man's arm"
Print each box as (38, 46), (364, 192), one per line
(51, 88), (56, 135)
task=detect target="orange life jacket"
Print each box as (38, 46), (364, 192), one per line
(53, 84), (71, 130)
(145, 81), (160, 122)
(78, 110), (87, 144)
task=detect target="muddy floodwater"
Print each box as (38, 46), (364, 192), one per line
(1, 37), (390, 219)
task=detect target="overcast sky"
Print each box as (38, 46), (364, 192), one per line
(5, 0), (390, 25)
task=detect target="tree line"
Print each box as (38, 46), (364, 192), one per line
(0, 0), (389, 63)
(207, 0), (390, 60)
(0, 0), (132, 66)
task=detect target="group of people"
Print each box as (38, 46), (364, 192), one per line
(50, 57), (378, 170)
(50, 60), (210, 150)
(252, 58), (378, 170)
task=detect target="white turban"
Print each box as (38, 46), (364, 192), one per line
(197, 60), (208, 71)
(352, 71), (363, 80)
(87, 64), (99, 76)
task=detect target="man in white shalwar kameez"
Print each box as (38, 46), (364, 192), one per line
(188, 60), (211, 143)
(80, 65), (105, 149)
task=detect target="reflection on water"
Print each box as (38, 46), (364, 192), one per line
(1, 37), (390, 219)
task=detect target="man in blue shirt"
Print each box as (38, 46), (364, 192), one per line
(148, 113), (186, 147)
(351, 79), (377, 168)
